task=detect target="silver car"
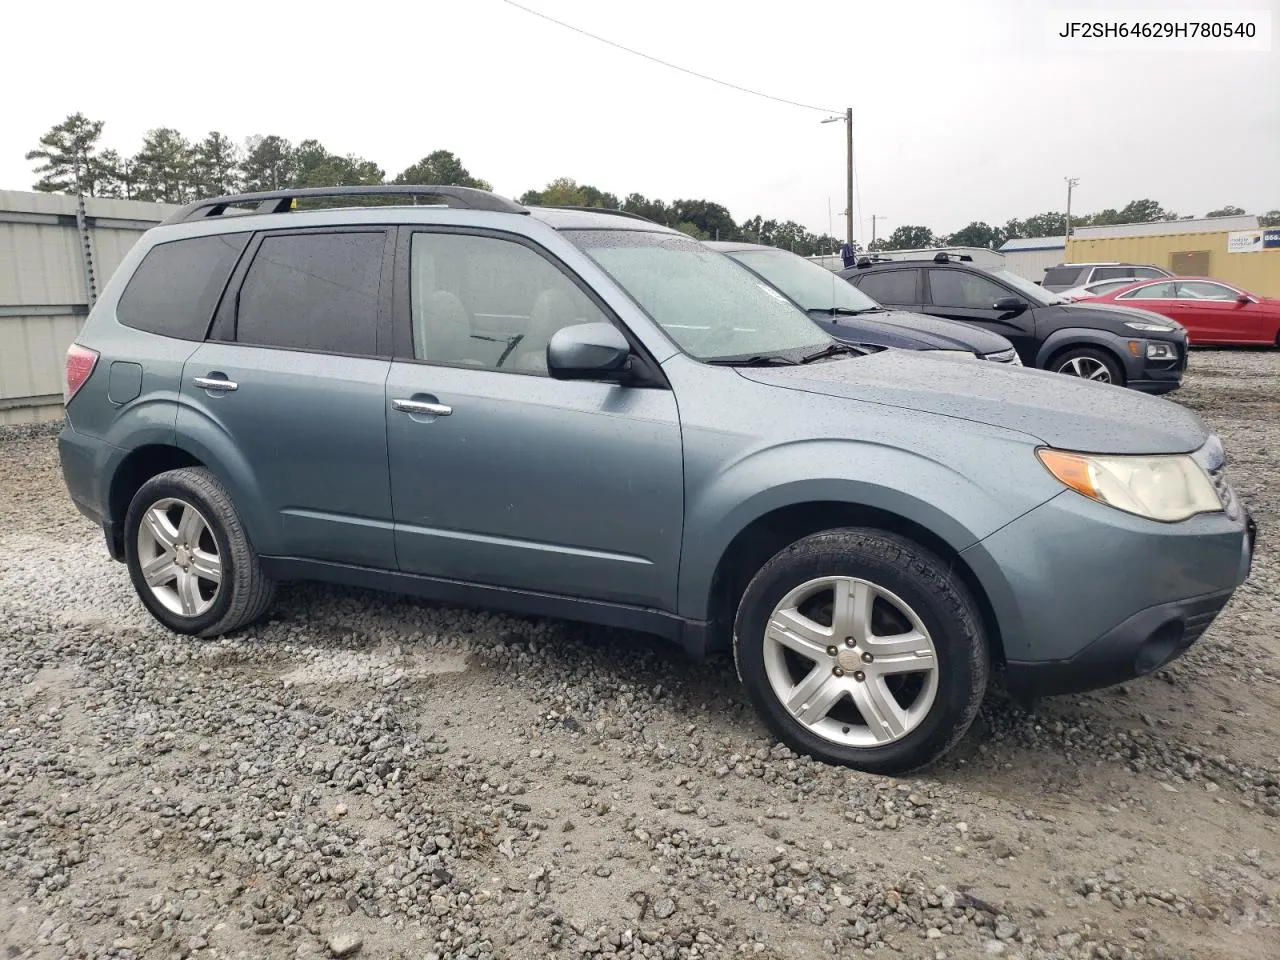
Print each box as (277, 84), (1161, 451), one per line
(57, 186), (1257, 774)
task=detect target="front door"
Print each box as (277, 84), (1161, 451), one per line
(177, 228), (396, 568)
(1168, 281), (1260, 343)
(385, 228), (684, 610)
(921, 268), (1038, 358)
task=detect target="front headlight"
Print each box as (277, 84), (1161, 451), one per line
(1146, 342), (1177, 360)
(1036, 448), (1223, 522)
(1124, 321), (1174, 332)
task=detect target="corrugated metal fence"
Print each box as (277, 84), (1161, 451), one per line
(0, 190), (179, 425)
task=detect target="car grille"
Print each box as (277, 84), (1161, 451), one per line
(985, 348), (1021, 365)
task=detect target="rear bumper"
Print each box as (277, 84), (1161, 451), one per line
(58, 422), (123, 559)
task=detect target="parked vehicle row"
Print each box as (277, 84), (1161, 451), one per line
(837, 252), (1188, 392)
(58, 185), (1256, 776)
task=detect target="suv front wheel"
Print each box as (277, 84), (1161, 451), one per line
(733, 528), (988, 774)
(123, 467), (275, 637)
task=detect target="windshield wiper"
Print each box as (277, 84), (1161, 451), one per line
(813, 306), (882, 316)
(706, 354), (798, 367)
(797, 343), (863, 364)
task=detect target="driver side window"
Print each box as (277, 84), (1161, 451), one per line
(1119, 281), (1176, 299)
(928, 270), (1008, 310)
(409, 232), (609, 375)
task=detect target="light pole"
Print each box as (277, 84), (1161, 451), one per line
(1064, 177), (1079, 246)
(822, 108), (854, 249)
(870, 214), (886, 249)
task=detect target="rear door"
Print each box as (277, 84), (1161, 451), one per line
(177, 227), (397, 567)
(920, 267), (1038, 356)
(849, 268), (921, 311)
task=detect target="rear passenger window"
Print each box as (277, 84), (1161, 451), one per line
(235, 232), (383, 355)
(856, 269), (917, 304)
(116, 234), (250, 340)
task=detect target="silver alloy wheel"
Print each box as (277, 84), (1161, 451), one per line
(763, 576), (939, 748)
(1057, 355), (1112, 382)
(136, 497), (222, 618)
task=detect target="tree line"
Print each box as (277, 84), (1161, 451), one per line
(24, 113), (1280, 259)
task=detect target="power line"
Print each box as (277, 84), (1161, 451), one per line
(499, 0), (839, 115)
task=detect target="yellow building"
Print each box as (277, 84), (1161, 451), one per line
(1065, 216), (1280, 297)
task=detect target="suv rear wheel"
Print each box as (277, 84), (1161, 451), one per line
(733, 528), (988, 774)
(124, 467), (275, 637)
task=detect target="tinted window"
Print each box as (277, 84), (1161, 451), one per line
(1175, 281), (1235, 300)
(1092, 266), (1139, 281)
(410, 232), (610, 375)
(1043, 266), (1084, 288)
(928, 270), (1008, 309)
(856, 269), (917, 304)
(117, 233), (250, 340)
(1131, 267), (1166, 279)
(235, 232), (383, 355)
(1119, 281), (1177, 299)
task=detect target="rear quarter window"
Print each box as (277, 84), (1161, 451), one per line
(1043, 266), (1084, 288)
(116, 233), (251, 340)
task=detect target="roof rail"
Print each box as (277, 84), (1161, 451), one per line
(533, 205), (663, 225)
(932, 251), (974, 263)
(853, 255), (897, 267)
(160, 184), (527, 225)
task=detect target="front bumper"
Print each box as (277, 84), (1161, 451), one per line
(1125, 335), (1188, 394)
(963, 490), (1255, 700)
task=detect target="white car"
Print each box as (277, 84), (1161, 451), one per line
(1057, 277), (1145, 301)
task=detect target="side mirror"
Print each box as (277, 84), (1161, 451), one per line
(1237, 293), (1251, 304)
(547, 322), (632, 380)
(993, 296), (1028, 313)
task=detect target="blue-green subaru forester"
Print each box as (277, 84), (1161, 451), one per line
(57, 186), (1257, 774)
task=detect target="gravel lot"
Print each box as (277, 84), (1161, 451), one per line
(2, 350), (1277, 960)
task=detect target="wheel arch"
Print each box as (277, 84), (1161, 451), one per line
(1035, 328), (1129, 377)
(693, 499), (1006, 669)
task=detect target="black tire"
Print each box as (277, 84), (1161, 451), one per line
(123, 466), (275, 637)
(732, 528), (988, 775)
(1050, 346), (1124, 386)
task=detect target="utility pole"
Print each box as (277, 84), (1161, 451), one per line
(1064, 177), (1079, 245)
(844, 107), (853, 249)
(871, 214), (885, 248)
(823, 108), (855, 249)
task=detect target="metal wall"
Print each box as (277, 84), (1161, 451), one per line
(1065, 230), (1280, 297)
(1001, 247), (1066, 283)
(0, 190), (179, 424)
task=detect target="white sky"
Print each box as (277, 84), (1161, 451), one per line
(1, 0), (1276, 242)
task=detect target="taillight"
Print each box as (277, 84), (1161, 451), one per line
(66, 344), (99, 401)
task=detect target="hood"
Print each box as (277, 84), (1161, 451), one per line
(736, 348), (1207, 455)
(810, 308), (1013, 354)
(1043, 302), (1188, 338)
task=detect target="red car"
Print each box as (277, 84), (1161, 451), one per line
(1081, 276), (1280, 346)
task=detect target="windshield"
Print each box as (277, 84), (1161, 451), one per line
(988, 268), (1069, 305)
(726, 249), (881, 312)
(564, 230), (833, 361)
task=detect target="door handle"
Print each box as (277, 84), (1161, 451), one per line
(393, 398), (452, 417)
(193, 376), (238, 392)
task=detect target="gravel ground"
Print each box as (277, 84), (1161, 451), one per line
(2, 350), (1277, 960)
